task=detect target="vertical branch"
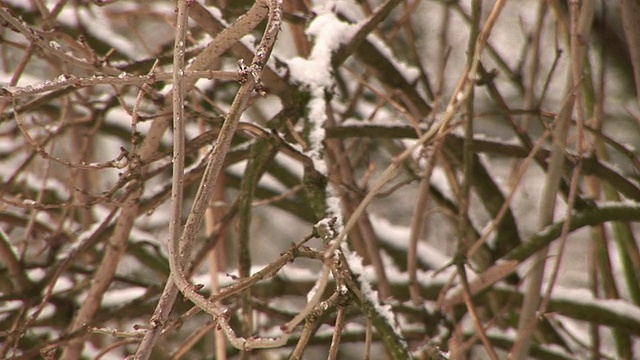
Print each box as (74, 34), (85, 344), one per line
(510, 1), (589, 356)
(364, 317), (373, 360)
(0, 229), (32, 294)
(61, 154), (143, 360)
(589, 3), (639, 357)
(22, 141), (54, 244)
(205, 166), (227, 360)
(236, 137), (278, 358)
(510, 88), (572, 360)
(133, 5), (190, 360)
(290, 318), (320, 360)
(434, 1), (451, 112)
(537, 162), (582, 313)
(569, 0), (591, 155)
(587, 221), (603, 359)
(325, 107), (391, 299)
(167, 0), (283, 338)
(584, 33), (607, 347)
(67, 98), (103, 231)
(511, 0), (594, 359)
(618, 0), (640, 108)
(174, 0), (277, 263)
(169, 0), (189, 285)
(452, 1), (498, 359)
(458, 0), (480, 256)
(134, 2), (272, 357)
(449, 2), (482, 357)
(407, 140), (441, 305)
(455, 264), (499, 360)
(327, 306), (346, 359)
(523, 2), (546, 121)
(537, 0), (596, 329)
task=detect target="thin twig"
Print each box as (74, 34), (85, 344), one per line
(2, 70), (239, 98)
(327, 306), (346, 360)
(407, 139), (442, 305)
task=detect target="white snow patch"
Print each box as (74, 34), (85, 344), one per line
(16, 172), (70, 200)
(56, 7), (138, 59)
(56, 216), (116, 261)
(287, 13), (356, 88)
(286, 12), (356, 173)
(102, 286), (147, 307)
(286, 10), (358, 215)
(343, 245), (404, 337)
(366, 34), (420, 84)
(325, 185), (344, 232)
(370, 214), (451, 270)
(553, 286), (640, 323)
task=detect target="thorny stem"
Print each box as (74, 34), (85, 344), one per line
(133, 1), (191, 358)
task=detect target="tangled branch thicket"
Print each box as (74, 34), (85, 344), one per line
(2, 0), (640, 359)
